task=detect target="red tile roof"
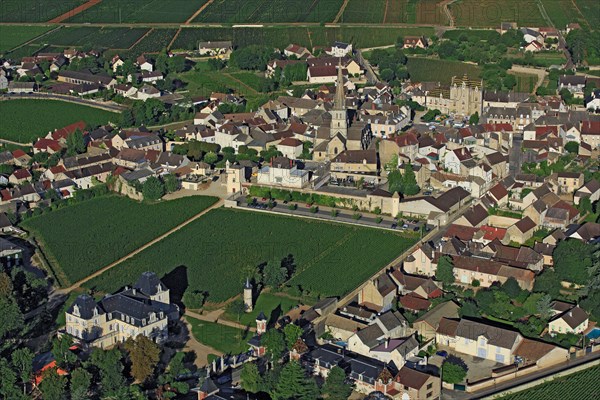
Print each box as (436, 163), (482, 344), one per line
(34, 138), (62, 152)
(479, 225), (507, 241)
(12, 149), (27, 158)
(50, 120), (86, 141)
(278, 137), (303, 147)
(12, 169), (31, 179)
(489, 183), (508, 201)
(400, 293), (431, 311)
(445, 224), (478, 241)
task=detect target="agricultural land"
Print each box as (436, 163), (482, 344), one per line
(0, 99), (118, 143)
(0, 25), (54, 53)
(82, 208), (418, 303)
(22, 195), (218, 286)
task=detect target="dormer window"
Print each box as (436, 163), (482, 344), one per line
(93, 307), (98, 317)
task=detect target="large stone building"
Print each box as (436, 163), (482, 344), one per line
(418, 74), (483, 118)
(65, 272), (178, 348)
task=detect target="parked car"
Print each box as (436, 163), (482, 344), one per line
(402, 224), (409, 229)
(423, 191), (432, 195)
(391, 223), (397, 229)
(436, 350), (448, 358)
(413, 226), (420, 232)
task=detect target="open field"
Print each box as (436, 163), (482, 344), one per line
(123, 28), (178, 56)
(406, 57), (481, 84)
(22, 196), (218, 286)
(83, 208), (418, 303)
(0, 99), (117, 143)
(510, 72), (538, 93)
(0, 0), (87, 22)
(498, 364), (600, 400)
(35, 26), (149, 50)
(341, 0), (386, 23)
(193, 0), (343, 23)
(415, 0), (449, 25)
(186, 316), (249, 355)
(450, 0), (545, 27)
(575, 0), (600, 27)
(542, 0), (587, 28)
(66, 0), (208, 23)
(0, 25), (54, 53)
(223, 293), (300, 327)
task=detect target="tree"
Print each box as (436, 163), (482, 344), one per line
(387, 169), (403, 194)
(240, 362), (262, 393)
(226, 299), (246, 323)
(283, 323), (303, 349)
(271, 361), (317, 400)
(51, 336), (77, 369)
(124, 335), (161, 383)
(263, 260), (287, 288)
(436, 256), (455, 286)
(380, 68), (395, 82)
(501, 277), (522, 298)
(0, 357), (21, 399)
(469, 111), (479, 125)
(565, 141), (579, 154)
(442, 356), (468, 384)
(402, 164), (419, 195)
(66, 129), (86, 156)
(322, 366), (353, 400)
(11, 348), (33, 393)
(536, 293), (553, 320)
(142, 176), (165, 201)
(120, 109), (135, 127)
(70, 368), (92, 400)
(89, 347), (127, 398)
(164, 174), (179, 193)
(203, 151), (218, 165)
(553, 239), (593, 285)
(39, 368), (66, 400)
(262, 329), (285, 361)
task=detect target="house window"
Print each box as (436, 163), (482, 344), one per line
(427, 391), (433, 398)
(427, 383), (433, 390)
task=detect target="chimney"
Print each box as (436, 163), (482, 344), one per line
(385, 338), (390, 349)
(569, 311), (573, 317)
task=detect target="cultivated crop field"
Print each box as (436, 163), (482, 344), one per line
(542, 0), (587, 28)
(406, 57), (482, 84)
(66, 0), (208, 23)
(450, 0), (546, 27)
(341, 0), (386, 23)
(0, 0), (87, 22)
(499, 365), (600, 400)
(0, 25), (54, 53)
(193, 0), (343, 23)
(576, 0), (600, 27)
(37, 27), (149, 50)
(0, 99), (117, 143)
(83, 208), (417, 303)
(22, 196), (218, 286)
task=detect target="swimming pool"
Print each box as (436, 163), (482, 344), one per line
(586, 327), (600, 340)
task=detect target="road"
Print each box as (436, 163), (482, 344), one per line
(55, 198), (224, 294)
(1, 92), (126, 113)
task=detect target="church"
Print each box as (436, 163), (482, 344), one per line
(313, 63), (372, 161)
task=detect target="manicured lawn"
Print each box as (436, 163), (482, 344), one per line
(0, 99), (118, 144)
(223, 293), (301, 327)
(83, 208), (418, 302)
(498, 365), (600, 399)
(406, 57), (482, 84)
(186, 316), (250, 355)
(0, 0), (87, 22)
(21, 195), (218, 286)
(67, 0), (208, 23)
(0, 25), (54, 53)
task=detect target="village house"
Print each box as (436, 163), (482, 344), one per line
(437, 318), (523, 365)
(357, 274), (397, 312)
(548, 301), (589, 335)
(276, 137), (304, 159)
(413, 301), (460, 341)
(553, 172), (584, 194)
(327, 41), (353, 57)
(256, 156), (309, 189)
(402, 36), (428, 49)
(284, 44), (312, 59)
(558, 75), (586, 97)
(330, 149), (378, 184)
(574, 179), (600, 205)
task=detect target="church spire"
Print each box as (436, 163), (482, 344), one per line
(334, 60), (345, 110)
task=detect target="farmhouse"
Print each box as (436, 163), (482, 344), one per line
(198, 41), (233, 56)
(403, 36), (428, 49)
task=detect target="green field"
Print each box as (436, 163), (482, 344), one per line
(575, 0), (600, 27)
(406, 57), (482, 84)
(186, 316), (249, 355)
(498, 365), (600, 400)
(542, 0), (588, 28)
(0, 99), (118, 144)
(223, 293), (300, 327)
(67, 0), (207, 23)
(122, 28), (178, 57)
(36, 27), (150, 50)
(0, 25), (54, 53)
(450, 0), (546, 27)
(341, 0), (386, 23)
(22, 196), (218, 286)
(510, 72), (538, 93)
(0, 0), (87, 22)
(193, 0), (343, 23)
(83, 208), (417, 303)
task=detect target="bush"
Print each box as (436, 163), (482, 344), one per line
(352, 213), (362, 220)
(310, 206), (318, 213)
(288, 204), (297, 211)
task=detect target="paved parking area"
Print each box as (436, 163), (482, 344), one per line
(429, 346), (503, 383)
